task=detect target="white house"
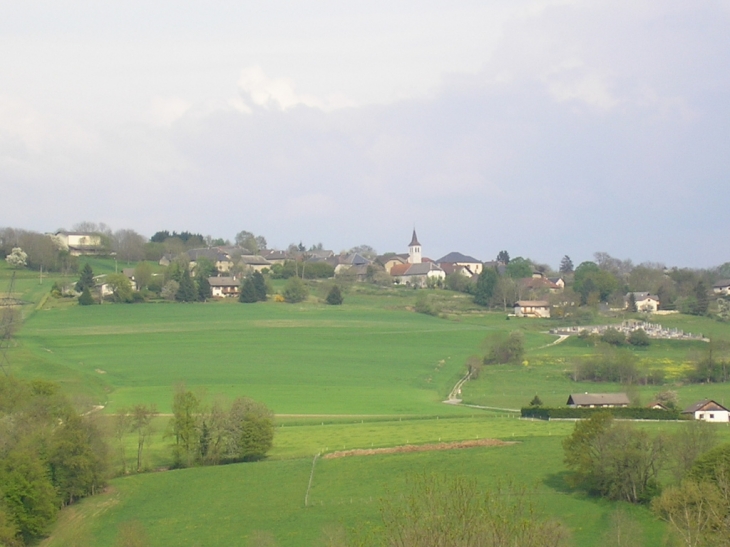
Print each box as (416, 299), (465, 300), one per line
(53, 232), (104, 256)
(682, 400), (730, 422)
(208, 277), (240, 298)
(713, 280), (730, 295)
(625, 292), (660, 313)
(514, 300), (551, 318)
(391, 262), (445, 288)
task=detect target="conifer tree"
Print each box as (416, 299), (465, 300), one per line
(175, 269), (197, 302)
(251, 271), (267, 302)
(75, 263), (94, 292)
(78, 286), (95, 305)
(196, 274), (212, 301)
(326, 285), (343, 305)
(239, 277), (258, 303)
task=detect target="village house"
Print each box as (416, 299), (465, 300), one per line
(713, 279), (730, 295)
(435, 252), (483, 276)
(237, 255), (273, 272)
(52, 231), (105, 256)
(625, 292), (660, 313)
(376, 254), (408, 274)
(567, 393), (631, 408)
(513, 300), (551, 318)
(681, 400), (730, 422)
(188, 248), (234, 274)
(208, 277), (240, 298)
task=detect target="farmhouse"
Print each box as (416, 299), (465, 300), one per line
(567, 393), (631, 408)
(513, 300), (551, 318)
(208, 277), (240, 298)
(391, 262), (445, 288)
(681, 399), (730, 422)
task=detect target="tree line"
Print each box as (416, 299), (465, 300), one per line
(562, 412), (730, 545)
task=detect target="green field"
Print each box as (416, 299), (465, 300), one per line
(3, 264), (730, 546)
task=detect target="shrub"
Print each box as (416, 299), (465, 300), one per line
(414, 292), (438, 316)
(283, 277), (308, 303)
(484, 331), (525, 365)
(628, 329), (651, 347)
(601, 328), (626, 346)
(325, 285), (343, 305)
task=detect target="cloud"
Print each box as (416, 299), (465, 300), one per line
(236, 66), (356, 112)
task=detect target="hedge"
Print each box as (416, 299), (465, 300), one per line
(521, 406), (682, 420)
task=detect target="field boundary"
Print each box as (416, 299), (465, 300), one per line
(322, 438), (515, 459)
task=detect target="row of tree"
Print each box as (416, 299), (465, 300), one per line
(0, 377), (108, 546)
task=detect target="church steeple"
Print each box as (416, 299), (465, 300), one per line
(409, 229), (420, 247)
(408, 229), (422, 264)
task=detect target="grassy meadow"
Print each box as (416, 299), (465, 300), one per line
(3, 261), (730, 546)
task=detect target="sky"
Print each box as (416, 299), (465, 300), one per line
(2, 0), (729, 269)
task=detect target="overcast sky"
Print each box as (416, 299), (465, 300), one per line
(2, 1), (729, 268)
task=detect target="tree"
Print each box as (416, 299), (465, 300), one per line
(175, 269), (197, 302)
(106, 273), (134, 303)
(239, 277), (258, 303)
(130, 405), (157, 472)
(133, 262), (152, 290)
(235, 231), (266, 254)
(196, 273), (212, 301)
(652, 479), (730, 547)
(251, 271), (267, 301)
(627, 292), (637, 312)
(601, 328), (626, 346)
(161, 280), (179, 300)
(326, 285), (343, 305)
(529, 395), (543, 407)
(170, 385), (201, 467)
(283, 277), (308, 303)
(378, 474), (570, 547)
(563, 414), (665, 503)
(78, 286), (95, 306)
(690, 281), (710, 316)
(559, 255), (574, 274)
(112, 229), (146, 262)
(484, 331), (525, 365)
(76, 263), (95, 292)
(496, 250), (510, 264)
(474, 267), (498, 306)
(670, 421), (718, 483)
(505, 257), (533, 279)
(573, 261), (619, 304)
(5, 247), (27, 269)
(628, 328), (650, 347)
(48, 412), (109, 506)
(227, 397), (274, 461)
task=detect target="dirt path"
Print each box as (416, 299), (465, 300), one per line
(323, 438), (515, 459)
(538, 334), (569, 349)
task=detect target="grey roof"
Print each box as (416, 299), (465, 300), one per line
(682, 399), (729, 414)
(436, 251), (481, 264)
(409, 229), (420, 247)
(208, 277), (239, 287)
(713, 279), (730, 288)
(403, 262), (443, 276)
(187, 248), (230, 262)
(625, 292), (658, 301)
(567, 393), (631, 406)
(239, 255), (271, 266)
(514, 300), (550, 307)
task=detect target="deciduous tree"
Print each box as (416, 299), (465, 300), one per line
(474, 267), (498, 306)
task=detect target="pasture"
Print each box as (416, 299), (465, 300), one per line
(3, 264), (730, 546)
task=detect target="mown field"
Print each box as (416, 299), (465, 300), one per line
(3, 261), (730, 546)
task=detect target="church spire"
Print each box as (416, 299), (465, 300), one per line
(409, 229), (420, 247)
(408, 228), (422, 264)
